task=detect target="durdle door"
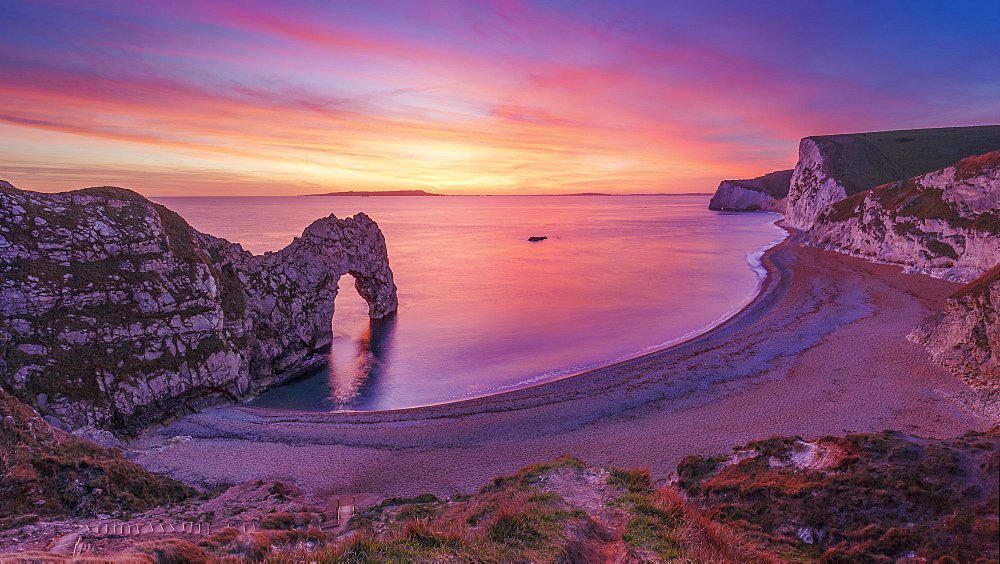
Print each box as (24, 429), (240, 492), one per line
(0, 181), (397, 436)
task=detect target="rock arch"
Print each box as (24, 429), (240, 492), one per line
(0, 182), (397, 434)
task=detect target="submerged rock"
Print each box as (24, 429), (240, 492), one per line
(708, 169), (791, 212)
(0, 182), (397, 435)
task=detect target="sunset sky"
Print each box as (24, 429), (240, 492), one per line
(1, 0), (998, 196)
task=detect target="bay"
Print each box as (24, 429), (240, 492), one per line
(152, 194), (783, 411)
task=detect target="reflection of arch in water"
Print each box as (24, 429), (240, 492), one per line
(327, 313), (397, 410)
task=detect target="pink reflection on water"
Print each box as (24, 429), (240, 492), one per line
(155, 195), (783, 411)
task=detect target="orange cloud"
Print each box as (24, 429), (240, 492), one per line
(0, 0), (986, 196)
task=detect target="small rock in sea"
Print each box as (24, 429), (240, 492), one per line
(527, 236), (547, 242)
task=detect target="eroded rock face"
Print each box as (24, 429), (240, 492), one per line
(805, 151), (1000, 283)
(0, 182), (397, 435)
(910, 265), (999, 391)
(784, 125), (1000, 229)
(708, 169), (791, 213)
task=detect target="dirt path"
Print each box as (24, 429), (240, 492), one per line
(130, 231), (989, 499)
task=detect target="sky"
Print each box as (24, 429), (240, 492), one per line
(0, 0), (998, 196)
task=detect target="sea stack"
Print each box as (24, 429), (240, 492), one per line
(0, 182), (397, 435)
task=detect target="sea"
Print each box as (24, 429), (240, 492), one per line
(152, 194), (784, 412)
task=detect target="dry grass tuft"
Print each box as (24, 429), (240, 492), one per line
(134, 539), (209, 564)
(655, 487), (775, 563)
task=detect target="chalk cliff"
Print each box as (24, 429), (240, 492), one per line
(784, 125), (1000, 229)
(0, 182), (397, 435)
(708, 169), (791, 212)
(909, 265), (999, 392)
(711, 126), (1000, 401)
(804, 151), (1000, 283)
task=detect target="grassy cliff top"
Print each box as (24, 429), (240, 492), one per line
(807, 125), (1000, 196)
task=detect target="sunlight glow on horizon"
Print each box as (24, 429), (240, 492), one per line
(1, 0), (998, 196)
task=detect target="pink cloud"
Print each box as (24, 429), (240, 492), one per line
(0, 0), (971, 195)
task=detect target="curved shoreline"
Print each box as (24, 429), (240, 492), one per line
(131, 232), (990, 497)
(232, 222), (795, 423)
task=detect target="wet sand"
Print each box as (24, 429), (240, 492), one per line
(130, 228), (990, 498)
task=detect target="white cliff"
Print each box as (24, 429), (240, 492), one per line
(784, 126), (1000, 229)
(804, 151), (1000, 283)
(708, 169), (791, 213)
(909, 265), (999, 392)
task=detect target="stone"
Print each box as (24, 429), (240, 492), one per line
(0, 182), (397, 435)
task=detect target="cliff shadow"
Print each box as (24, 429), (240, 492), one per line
(246, 312), (398, 411)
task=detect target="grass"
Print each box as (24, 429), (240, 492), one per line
(676, 430), (1000, 562)
(322, 457), (767, 563)
(1, 456), (776, 563)
(0, 388), (195, 524)
(607, 467), (653, 493)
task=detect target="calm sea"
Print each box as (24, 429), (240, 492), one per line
(152, 195), (783, 411)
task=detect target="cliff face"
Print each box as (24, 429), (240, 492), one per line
(804, 151), (1000, 283)
(708, 169), (791, 212)
(910, 265), (999, 391)
(711, 125), (1000, 401)
(0, 182), (397, 435)
(784, 125), (1000, 229)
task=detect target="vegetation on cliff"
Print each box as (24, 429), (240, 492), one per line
(2, 431), (997, 561)
(676, 429), (1000, 562)
(0, 182), (397, 436)
(332, 455), (768, 562)
(0, 387), (194, 530)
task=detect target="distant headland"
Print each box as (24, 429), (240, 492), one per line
(302, 189), (445, 197)
(302, 190), (713, 197)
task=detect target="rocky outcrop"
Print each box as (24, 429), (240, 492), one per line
(910, 264), (999, 391)
(804, 151), (1000, 282)
(784, 125), (1000, 229)
(0, 182), (397, 435)
(708, 169), (791, 212)
(677, 429), (1000, 562)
